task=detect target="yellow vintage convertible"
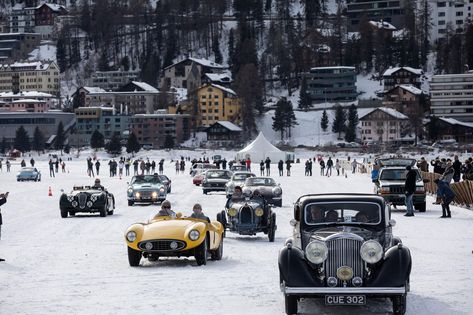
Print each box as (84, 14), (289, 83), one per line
(124, 213), (224, 266)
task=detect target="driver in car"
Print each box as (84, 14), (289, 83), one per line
(309, 206), (325, 223)
(92, 178), (105, 191)
(325, 210), (339, 222)
(190, 203), (209, 221)
(355, 211), (369, 223)
(156, 200), (176, 218)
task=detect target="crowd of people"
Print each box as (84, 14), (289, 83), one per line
(417, 156), (473, 182)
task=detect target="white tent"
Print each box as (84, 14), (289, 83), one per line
(235, 132), (292, 163)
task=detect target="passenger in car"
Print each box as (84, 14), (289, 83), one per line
(190, 203), (209, 222)
(309, 206), (325, 223)
(355, 212), (368, 223)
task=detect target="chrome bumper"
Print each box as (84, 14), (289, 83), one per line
(281, 284), (406, 295)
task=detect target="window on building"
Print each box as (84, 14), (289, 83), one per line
(456, 11), (464, 16)
(438, 2), (446, 7)
(438, 20), (446, 25)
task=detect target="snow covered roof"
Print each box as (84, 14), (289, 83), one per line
(359, 107), (409, 120)
(397, 85), (423, 95)
(0, 91), (53, 98)
(1, 61), (56, 71)
(82, 87), (107, 94)
(36, 3), (67, 12)
(383, 67), (423, 77)
(170, 87), (188, 102)
(165, 57), (226, 70)
(205, 72), (233, 84)
(203, 84), (237, 96)
(131, 81), (158, 92)
(11, 99), (44, 103)
(369, 21), (396, 30)
(213, 121), (242, 132)
(438, 117), (473, 129)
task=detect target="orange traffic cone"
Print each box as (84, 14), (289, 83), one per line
(48, 186), (53, 196)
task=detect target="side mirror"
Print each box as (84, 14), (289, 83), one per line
(176, 212), (182, 218)
(289, 219), (297, 227)
(389, 219), (396, 227)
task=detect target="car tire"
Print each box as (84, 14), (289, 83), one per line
(210, 239), (223, 261)
(268, 213), (276, 242)
(416, 202), (426, 212)
(284, 295), (297, 315)
(99, 205), (107, 217)
(216, 211), (227, 237)
(60, 208), (68, 218)
(195, 236), (208, 266)
(107, 209), (114, 215)
(127, 246), (142, 267)
(128, 200), (134, 206)
(168, 188), (171, 193)
(275, 200), (282, 207)
(392, 294), (407, 315)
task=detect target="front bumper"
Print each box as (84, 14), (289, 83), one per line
(281, 284), (406, 296)
(127, 193), (166, 202)
(380, 194), (425, 205)
(202, 184), (226, 191)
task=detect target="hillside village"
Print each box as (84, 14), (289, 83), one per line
(0, 0), (472, 154)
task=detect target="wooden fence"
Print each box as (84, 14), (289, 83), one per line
(421, 171), (473, 208)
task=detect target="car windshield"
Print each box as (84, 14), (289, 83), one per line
(377, 158), (416, 167)
(158, 175), (169, 182)
(131, 175), (162, 184)
(233, 173), (254, 181)
(206, 171), (231, 179)
(379, 169), (421, 181)
(305, 202), (381, 225)
(245, 177), (275, 186)
(21, 168), (35, 173)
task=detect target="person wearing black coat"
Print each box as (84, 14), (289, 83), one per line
(0, 192), (6, 261)
(265, 157), (271, 176)
(404, 166), (417, 217)
(278, 160), (284, 176)
(452, 155), (462, 183)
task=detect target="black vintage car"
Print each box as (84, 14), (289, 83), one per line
(59, 186), (115, 218)
(279, 194), (411, 315)
(217, 193), (276, 241)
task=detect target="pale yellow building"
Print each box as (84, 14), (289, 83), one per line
(0, 61), (60, 96)
(196, 84), (241, 127)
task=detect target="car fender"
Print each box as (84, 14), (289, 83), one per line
(125, 223), (145, 251)
(278, 245), (323, 287)
(368, 244), (412, 287)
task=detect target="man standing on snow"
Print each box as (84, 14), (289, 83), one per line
(326, 157), (333, 176)
(404, 166), (417, 217)
(49, 159), (55, 177)
(95, 160), (100, 176)
(278, 160), (284, 176)
(265, 157), (271, 176)
(0, 191), (8, 261)
(434, 178), (455, 218)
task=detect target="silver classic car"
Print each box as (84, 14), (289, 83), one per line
(127, 174), (167, 206)
(225, 171), (256, 197)
(242, 177), (282, 207)
(17, 167), (41, 181)
(202, 170), (233, 194)
(279, 194), (411, 315)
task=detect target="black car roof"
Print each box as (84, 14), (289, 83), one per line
(296, 193), (385, 205)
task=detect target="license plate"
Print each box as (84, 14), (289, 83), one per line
(325, 295), (366, 305)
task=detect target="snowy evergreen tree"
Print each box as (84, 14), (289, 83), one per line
(126, 132), (140, 154)
(0, 137), (7, 154)
(14, 126), (30, 152)
(90, 129), (105, 150)
(55, 122), (65, 151)
(212, 34), (223, 64)
(298, 76), (312, 111)
(272, 99), (286, 140)
(321, 109), (328, 132)
(32, 127), (45, 153)
(332, 105), (346, 138)
(345, 104), (359, 143)
(106, 133), (122, 155)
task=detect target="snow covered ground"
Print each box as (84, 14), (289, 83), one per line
(1, 150), (473, 315)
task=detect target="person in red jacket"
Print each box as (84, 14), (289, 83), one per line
(245, 158), (251, 171)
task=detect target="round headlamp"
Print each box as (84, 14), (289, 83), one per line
(91, 195), (98, 202)
(127, 188), (133, 194)
(67, 195), (74, 202)
(135, 192), (141, 198)
(360, 240), (383, 264)
(305, 240), (328, 265)
(72, 201), (78, 207)
(227, 208), (238, 217)
(272, 186), (282, 195)
(86, 201), (93, 207)
(159, 187), (165, 193)
(255, 207), (264, 217)
(189, 230), (200, 241)
(337, 266), (354, 281)
(126, 231), (137, 242)
(170, 241), (178, 250)
(145, 242), (153, 250)
(151, 191), (158, 198)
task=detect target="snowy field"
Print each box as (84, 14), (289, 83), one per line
(1, 150), (473, 315)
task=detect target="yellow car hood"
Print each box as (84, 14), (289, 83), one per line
(140, 218), (205, 241)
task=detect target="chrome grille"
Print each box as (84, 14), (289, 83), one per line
(138, 239), (186, 251)
(326, 238), (364, 287)
(78, 193), (87, 209)
(240, 207), (253, 224)
(390, 186), (404, 194)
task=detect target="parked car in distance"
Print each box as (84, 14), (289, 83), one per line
(17, 167), (41, 181)
(279, 193), (411, 315)
(202, 170), (233, 194)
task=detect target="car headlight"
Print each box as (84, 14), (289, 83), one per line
(151, 191), (158, 198)
(67, 195), (74, 202)
(127, 188), (133, 194)
(305, 240), (328, 265)
(135, 192), (141, 198)
(91, 195), (98, 202)
(72, 201), (78, 207)
(255, 207), (264, 217)
(159, 187), (165, 193)
(189, 230), (200, 241)
(360, 240), (383, 264)
(228, 208), (238, 217)
(379, 187), (390, 194)
(126, 231), (137, 242)
(272, 186), (282, 195)
(87, 201), (93, 207)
